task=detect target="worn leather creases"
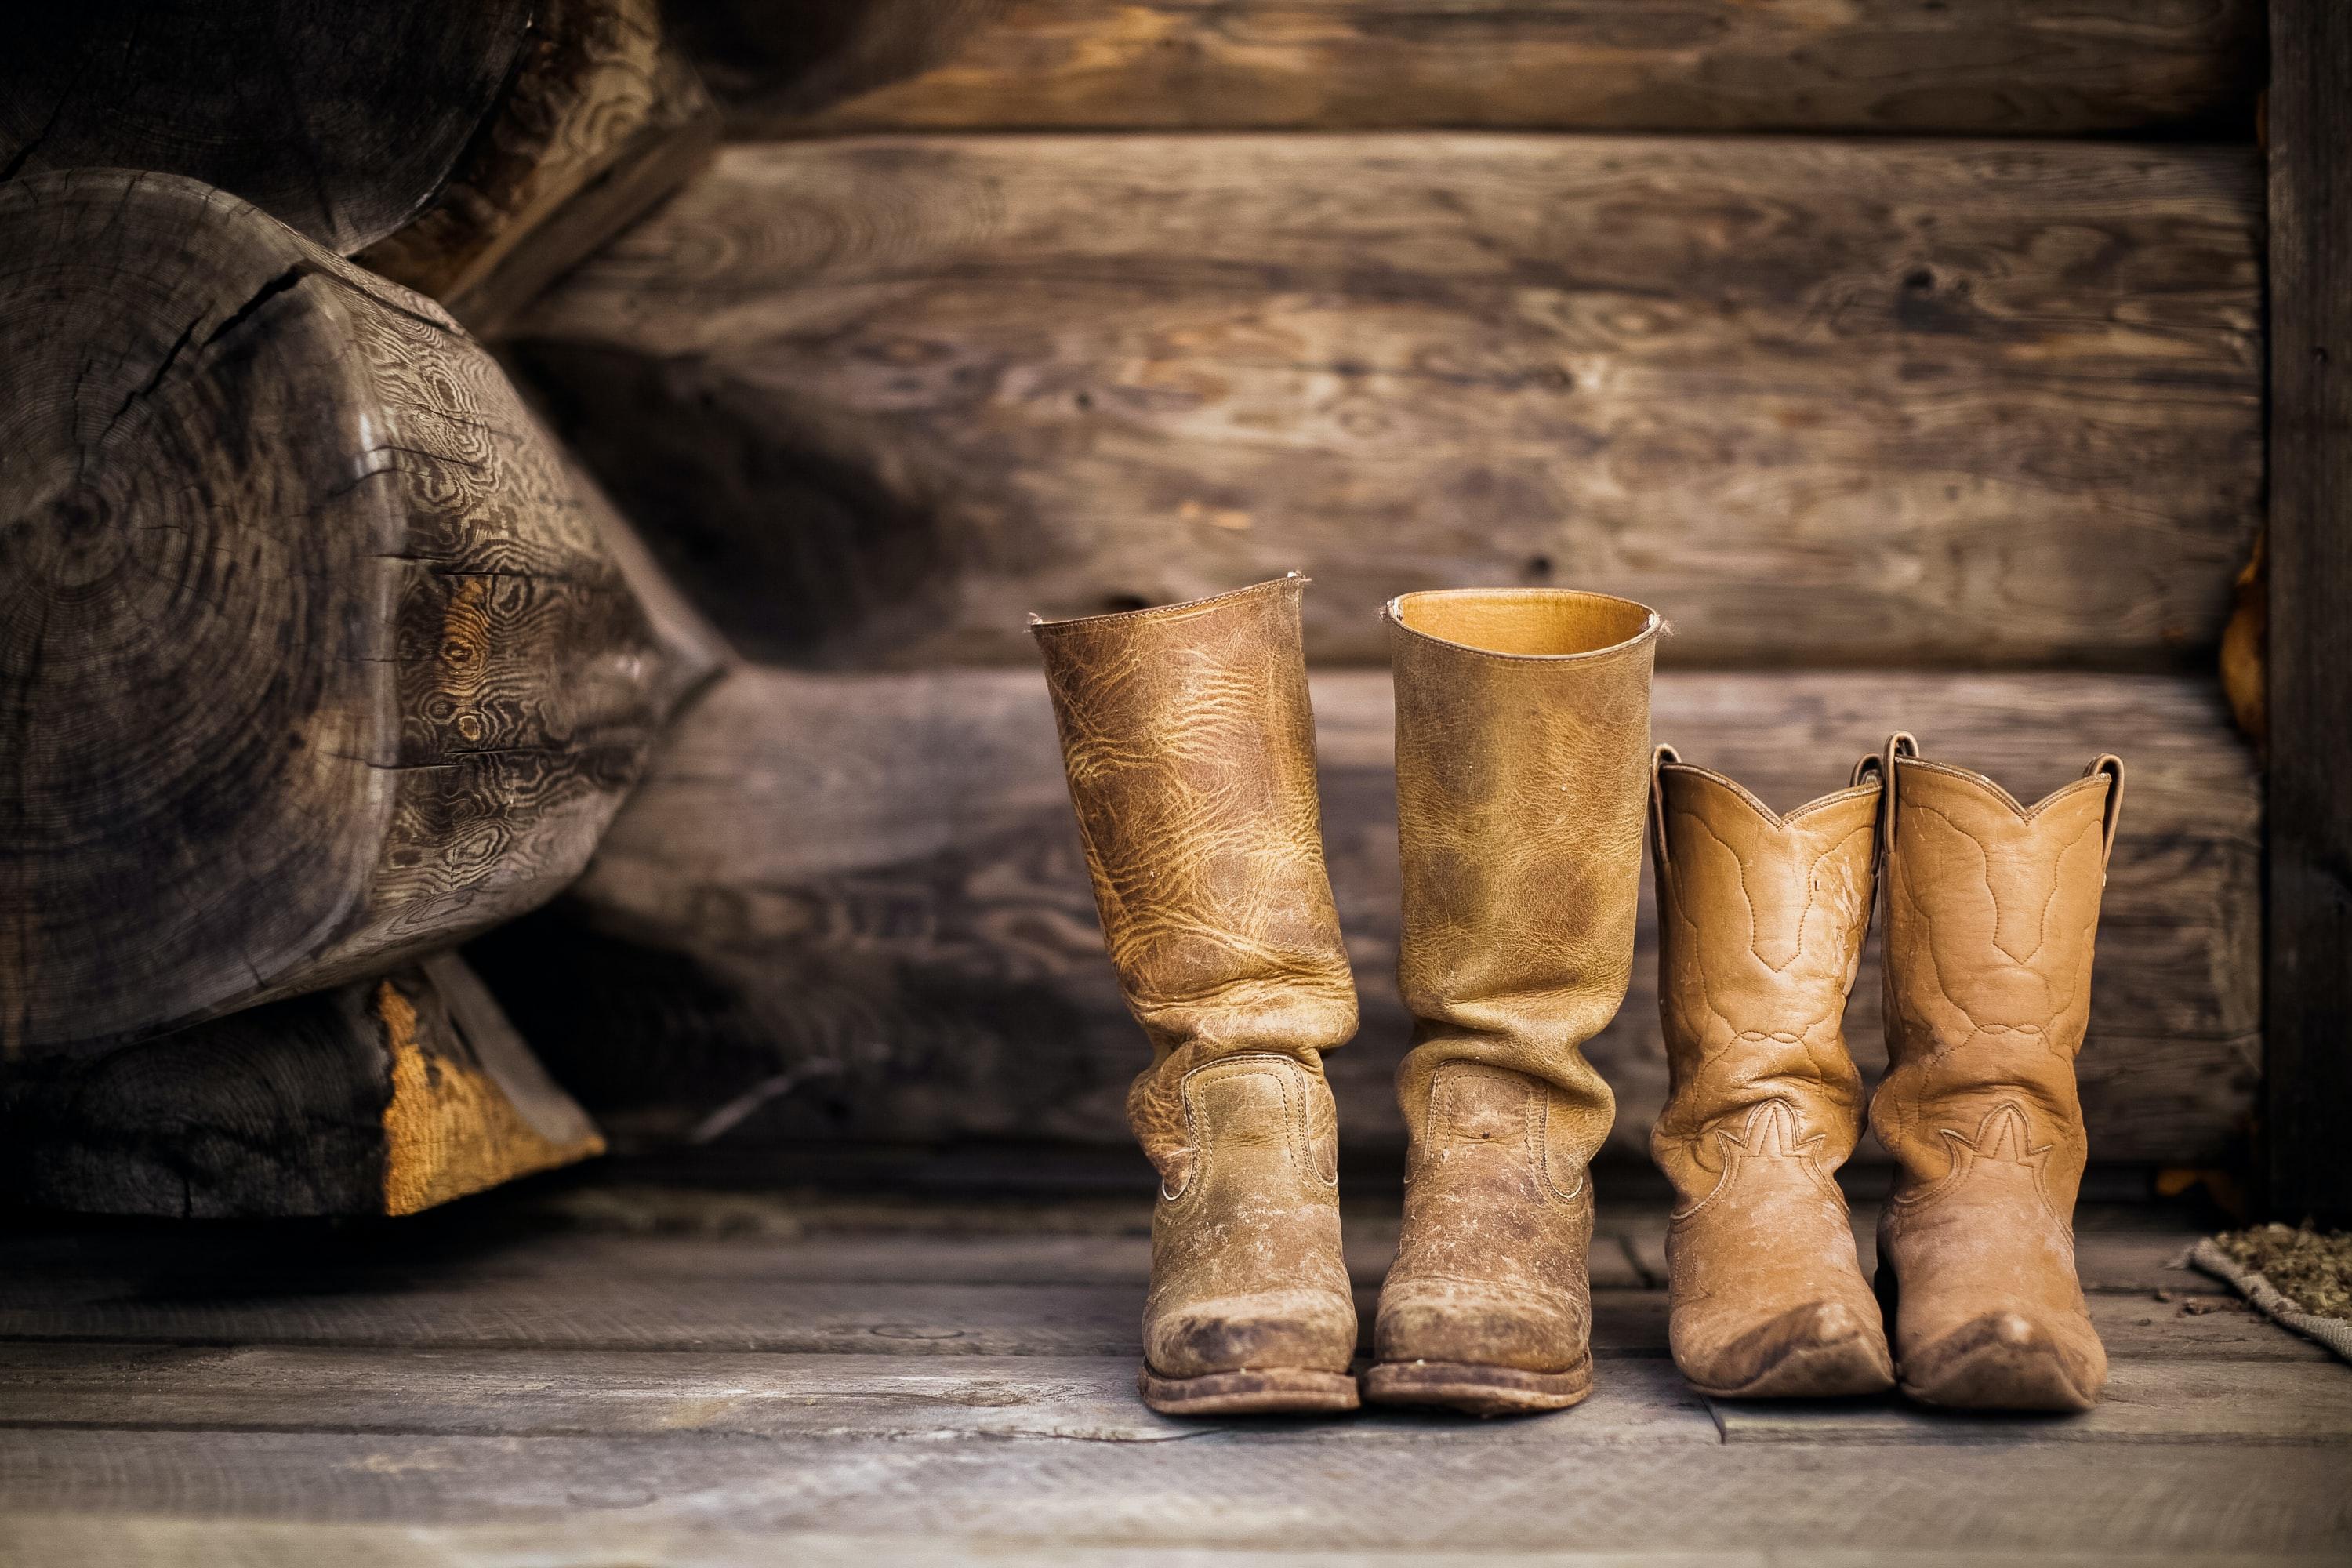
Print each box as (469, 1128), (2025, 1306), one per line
(1369, 588), (1658, 1408)
(1649, 756), (1892, 1399)
(1034, 578), (1359, 1406)
(1871, 740), (2121, 1412)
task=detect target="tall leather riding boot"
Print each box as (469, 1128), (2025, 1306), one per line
(1364, 589), (1660, 1414)
(1649, 747), (1895, 1398)
(1871, 733), (2125, 1411)
(1032, 575), (1361, 1416)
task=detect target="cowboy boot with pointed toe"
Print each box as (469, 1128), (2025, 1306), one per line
(1033, 576), (1361, 1416)
(1649, 748), (1894, 1399)
(1364, 588), (1660, 1416)
(1871, 733), (2125, 1412)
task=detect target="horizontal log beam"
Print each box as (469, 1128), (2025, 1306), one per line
(356, 0), (720, 336)
(514, 135), (2261, 670)
(672, 0), (2262, 139)
(0, 956), (602, 1218)
(474, 666), (2261, 1164)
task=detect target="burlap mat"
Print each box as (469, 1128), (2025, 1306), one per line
(2190, 1237), (2352, 1363)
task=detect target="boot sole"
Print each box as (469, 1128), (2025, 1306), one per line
(1899, 1339), (2099, 1412)
(1689, 1334), (1896, 1400)
(1137, 1363), (1361, 1416)
(1360, 1356), (1592, 1416)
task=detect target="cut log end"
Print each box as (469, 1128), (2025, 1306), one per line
(0, 170), (706, 1054)
(2, 2), (535, 254)
(0, 172), (411, 1054)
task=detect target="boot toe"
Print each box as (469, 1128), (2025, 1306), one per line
(1682, 1298), (1895, 1399)
(1900, 1310), (2105, 1411)
(1145, 1287), (1356, 1380)
(1374, 1276), (1587, 1374)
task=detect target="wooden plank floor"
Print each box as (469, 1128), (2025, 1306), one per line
(1, 1180), (2346, 1566)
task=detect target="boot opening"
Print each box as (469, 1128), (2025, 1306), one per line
(1388, 589), (1657, 659)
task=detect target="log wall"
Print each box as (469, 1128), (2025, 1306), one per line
(514, 134), (2261, 670)
(484, 0), (2268, 1168)
(477, 666), (2259, 1163)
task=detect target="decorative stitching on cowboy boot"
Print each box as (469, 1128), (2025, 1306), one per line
(1671, 1098), (1831, 1221)
(1171, 1054), (1312, 1203)
(1889, 1098), (2073, 1244)
(1537, 1086), (1587, 1203)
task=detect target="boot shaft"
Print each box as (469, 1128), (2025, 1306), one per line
(1872, 735), (2125, 1212)
(1648, 752), (1880, 1203)
(1383, 588), (1659, 1145)
(1032, 577), (1356, 1064)
(1032, 576), (1357, 1189)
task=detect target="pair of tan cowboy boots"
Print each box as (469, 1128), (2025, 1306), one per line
(1033, 576), (1657, 1416)
(1651, 733), (2125, 1410)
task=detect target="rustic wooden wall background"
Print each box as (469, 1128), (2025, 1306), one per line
(477, 0), (2269, 1168)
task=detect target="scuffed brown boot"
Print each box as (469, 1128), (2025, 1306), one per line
(1033, 575), (1361, 1417)
(1872, 732), (2124, 1412)
(1649, 747), (1894, 1399)
(1363, 589), (1660, 1416)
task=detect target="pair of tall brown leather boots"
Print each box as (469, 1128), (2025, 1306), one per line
(1033, 578), (2122, 1417)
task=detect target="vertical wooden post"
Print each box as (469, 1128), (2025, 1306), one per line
(2265, 0), (2352, 1226)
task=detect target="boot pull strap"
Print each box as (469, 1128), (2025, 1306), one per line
(2086, 753), (2126, 870)
(1649, 744), (1679, 880)
(1876, 731), (1919, 864)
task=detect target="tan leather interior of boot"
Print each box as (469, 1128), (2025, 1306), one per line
(1389, 590), (1656, 657)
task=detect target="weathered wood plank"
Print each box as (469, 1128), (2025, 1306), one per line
(0, 1431), (2341, 1553)
(511, 135), (2261, 670)
(0, 1345), (1711, 1444)
(473, 666), (2260, 1164)
(15, 1343), (2337, 1447)
(1711, 1358), (2352, 1445)
(0, 957), (601, 1218)
(0, 1207), (1632, 1294)
(0, 1277), (2310, 1363)
(2263, 0), (2352, 1229)
(674, 0), (2263, 139)
(5, 1518), (2346, 1568)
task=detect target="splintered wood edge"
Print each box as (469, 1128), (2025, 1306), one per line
(380, 963), (604, 1217)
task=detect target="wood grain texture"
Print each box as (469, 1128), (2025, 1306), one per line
(512, 135), (2262, 670)
(2262, 0), (2352, 1229)
(467, 666), (2261, 1164)
(0, 1199), (2338, 1560)
(673, 0), (2264, 138)
(357, 0), (722, 336)
(9, 1520), (2347, 1568)
(0, 1), (532, 254)
(0, 1429), (2341, 1552)
(0, 1345), (1717, 1443)
(0, 171), (703, 1054)
(9, 1342), (2343, 1445)
(0, 1275), (2299, 1364)
(0, 1208), (1637, 1298)
(0, 957), (600, 1218)
(1711, 1358), (2352, 1444)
